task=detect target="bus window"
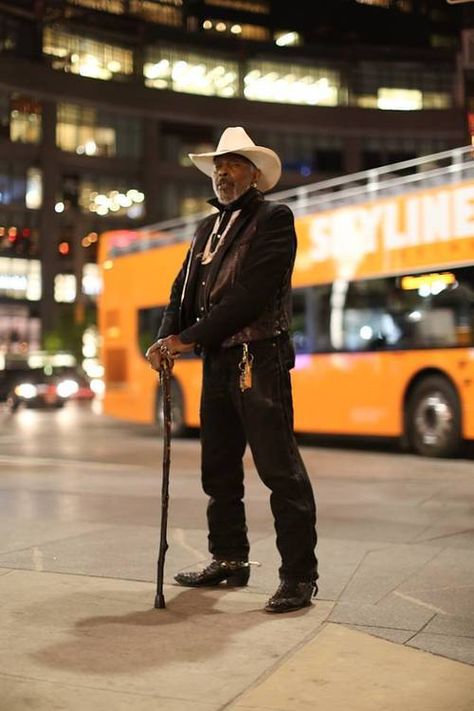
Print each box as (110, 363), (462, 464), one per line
(395, 266), (474, 349)
(342, 278), (403, 351)
(291, 289), (310, 354)
(310, 285), (332, 353)
(137, 305), (199, 360)
(337, 266), (474, 353)
(137, 306), (165, 357)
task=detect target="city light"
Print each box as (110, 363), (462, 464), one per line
(244, 70), (338, 106)
(401, 273), (457, 294)
(86, 188), (145, 216)
(275, 32), (301, 47)
(144, 55), (239, 97)
(377, 88), (423, 111)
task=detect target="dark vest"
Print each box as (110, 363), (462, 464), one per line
(180, 190), (294, 348)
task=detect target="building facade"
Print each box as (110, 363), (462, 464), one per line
(0, 0), (470, 344)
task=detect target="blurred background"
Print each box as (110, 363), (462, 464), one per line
(0, 0), (474, 457)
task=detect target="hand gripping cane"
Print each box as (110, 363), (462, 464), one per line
(154, 354), (172, 609)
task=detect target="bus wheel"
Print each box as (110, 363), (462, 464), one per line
(155, 378), (186, 437)
(406, 375), (461, 458)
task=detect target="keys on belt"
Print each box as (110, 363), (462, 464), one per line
(239, 343), (254, 392)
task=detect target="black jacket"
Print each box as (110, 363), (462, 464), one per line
(158, 188), (296, 349)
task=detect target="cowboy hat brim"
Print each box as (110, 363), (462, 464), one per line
(189, 146), (282, 192)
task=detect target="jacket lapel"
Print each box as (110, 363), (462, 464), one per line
(206, 205), (259, 286)
(184, 215), (215, 292)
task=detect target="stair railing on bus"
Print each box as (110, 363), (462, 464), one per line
(127, 145), (474, 253)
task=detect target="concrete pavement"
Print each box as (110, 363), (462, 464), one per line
(0, 403), (473, 710)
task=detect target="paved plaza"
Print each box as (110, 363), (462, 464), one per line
(0, 403), (473, 710)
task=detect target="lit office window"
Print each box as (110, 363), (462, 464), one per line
(0, 163), (30, 206)
(25, 168), (42, 209)
(82, 263), (102, 297)
(377, 88), (422, 110)
(0, 258), (41, 301)
(54, 274), (76, 303)
(354, 61), (454, 110)
(355, 0), (390, 7)
(10, 95), (42, 143)
(67, 0), (124, 13)
(422, 93), (451, 109)
(144, 47), (238, 97)
(43, 27), (133, 80)
(202, 19), (270, 41)
(204, 0), (269, 12)
(129, 0), (182, 26)
(244, 61), (342, 106)
(0, 93), (42, 144)
(274, 31), (302, 47)
(57, 103), (141, 157)
(73, 178), (145, 218)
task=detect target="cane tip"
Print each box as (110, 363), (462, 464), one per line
(154, 593), (166, 609)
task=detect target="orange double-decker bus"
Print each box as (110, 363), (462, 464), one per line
(98, 147), (474, 457)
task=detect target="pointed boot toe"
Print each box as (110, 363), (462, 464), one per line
(265, 580), (317, 613)
(174, 560), (250, 588)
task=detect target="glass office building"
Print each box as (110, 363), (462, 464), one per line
(0, 0), (469, 338)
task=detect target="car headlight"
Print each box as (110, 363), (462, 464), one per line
(14, 383), (38, 399)
(90, 378), (104, 395)
(56, 379), (80, 398)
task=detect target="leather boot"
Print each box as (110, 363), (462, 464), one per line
(174, 559), (250, 588)
(264, 579), (318, 613)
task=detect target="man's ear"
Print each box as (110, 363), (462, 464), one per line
(253, 168), (261, 186)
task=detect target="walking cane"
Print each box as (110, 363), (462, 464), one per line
(154, 355), (172, 609)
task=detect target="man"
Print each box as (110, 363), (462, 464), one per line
(146, 126), (318, 613)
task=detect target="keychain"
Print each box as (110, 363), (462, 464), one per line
(239, 343), (254, 392)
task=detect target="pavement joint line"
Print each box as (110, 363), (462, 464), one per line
(0, 525), (112, 558)
(403, 611), (437, 646)
(332, 543), (395, 603)
(0, 568), (281, 595)
(343, 621), (414, 632)
(393, 591), (448, 615)
(219, 613), (334, 711)
(410, 630), (474, 640)
(0, 566), (158, 586)
(402, 583), (474, 593)
(174, 527), (208, 561)
(0, 454), (148, 472)
(416, 483), (453, 508)
(0, 669), (207, 704)
(405, 641), (474, 668)
(373, 546), (445, 606)
(413, 527), (474, 544)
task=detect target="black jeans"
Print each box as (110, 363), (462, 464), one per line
(200, 334), (318, 582)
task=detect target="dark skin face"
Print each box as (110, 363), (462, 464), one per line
(212, 153), (260, 205)
(146, 153), (262, 369)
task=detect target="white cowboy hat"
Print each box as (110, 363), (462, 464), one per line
(188, 126), (282, 192)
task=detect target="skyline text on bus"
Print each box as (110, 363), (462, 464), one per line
(307, 182), (474, 264)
